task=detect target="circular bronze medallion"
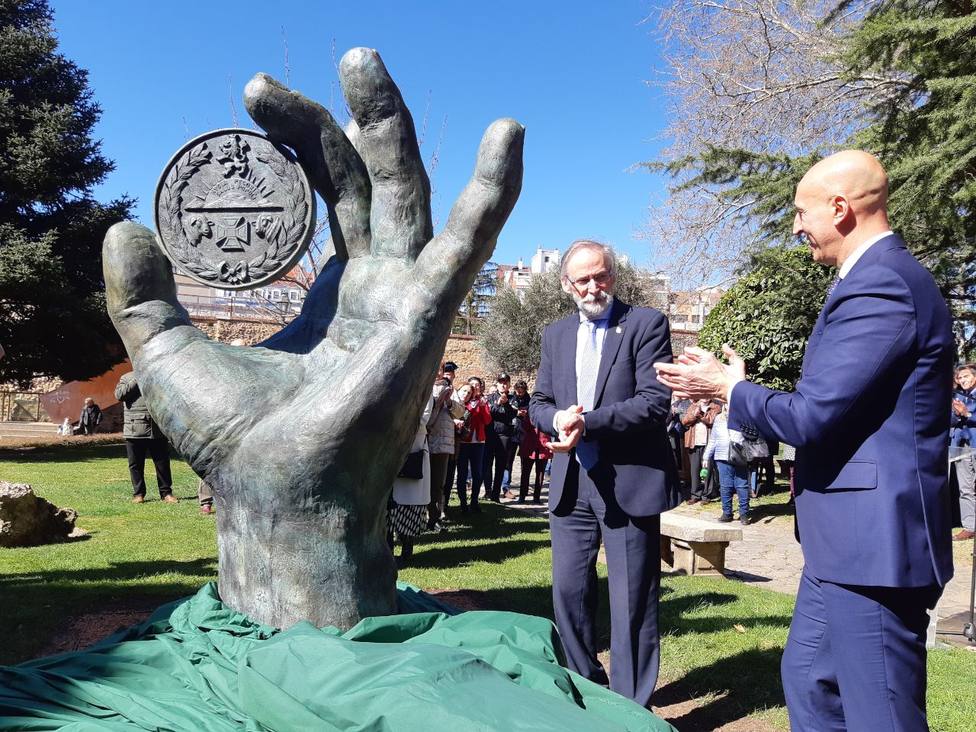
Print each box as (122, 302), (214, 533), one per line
(154, 128), (316, 290)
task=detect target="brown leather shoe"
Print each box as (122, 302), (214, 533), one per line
(953, 529), (975, 541)
(162, 494), (178, 504)
(131, 495), (144, 504)
(686, 497), (701, 505)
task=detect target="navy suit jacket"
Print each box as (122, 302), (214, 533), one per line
(530, 300), (681, 517)
(730, 235), (954, 588)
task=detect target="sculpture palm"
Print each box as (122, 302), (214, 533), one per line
(102, 48), (524, 629)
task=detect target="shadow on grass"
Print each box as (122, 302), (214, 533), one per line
(1, 558), (217, 664)
(654, 647), (786, 731)
(0, 557), (217, 587)
(412, 504), (551, 569)
(0, 441), (185, 466)
(0, 442), (126, 464)
(409, 539), (549, 569)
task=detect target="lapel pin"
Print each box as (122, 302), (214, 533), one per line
(616, 326), (622, 334)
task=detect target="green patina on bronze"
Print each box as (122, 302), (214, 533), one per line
(103, 48), (524, 631)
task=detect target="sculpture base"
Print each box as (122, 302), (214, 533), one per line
(2, 583), (674, 731)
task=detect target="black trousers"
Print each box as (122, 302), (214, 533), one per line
(519, 455), (548, 502)
(126, 438), (173, 498)
(687, 445), (707, 498)
(483, 434), (512, 500)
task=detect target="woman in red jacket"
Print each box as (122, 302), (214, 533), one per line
(455, 379), (491, 513)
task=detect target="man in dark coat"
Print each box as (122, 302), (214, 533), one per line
(530, 240), (680, 708)
(115, 371), (175, 503)
(78, 397), (102, 435)
(484, 372), (517, 501)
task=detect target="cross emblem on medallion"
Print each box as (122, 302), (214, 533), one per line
(213, 216), (250, 252)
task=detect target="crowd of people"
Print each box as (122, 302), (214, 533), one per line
(667, 397), (787, 524)
(951, 363), (976, 541)
(384, 364), (555, 564)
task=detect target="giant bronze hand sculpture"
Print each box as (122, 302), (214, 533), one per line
(102, 48), (524, 630)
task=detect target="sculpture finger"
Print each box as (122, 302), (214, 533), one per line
(244, 73), (371, 260)
(417, 118), (524, 308)
(103, 222), (305, 472)
(339, 48), (432, 260)
(103, 221), (196, 358)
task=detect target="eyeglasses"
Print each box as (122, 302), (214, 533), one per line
(568, 271), (612, 289)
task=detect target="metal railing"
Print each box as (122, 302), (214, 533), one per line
(177, 294), (302, 323)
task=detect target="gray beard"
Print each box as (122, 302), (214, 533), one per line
(573, 292), (613, 320)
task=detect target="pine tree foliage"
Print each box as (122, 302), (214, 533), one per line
(698, 246), (832, 390)
(651, 0), (976, 354)
(0, 0), (133, 385)
(454, 261), (498, 335)
(843, 0), (976, 347)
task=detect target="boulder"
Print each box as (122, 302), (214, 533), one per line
(0, 480), (79, 547)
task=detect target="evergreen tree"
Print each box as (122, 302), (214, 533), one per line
(0, 0), (133, 386)
(698, 246), (832, 391)
(455, 261), (498, 335)
(843, 0), (976, 350)
(652, 0), (976, 354)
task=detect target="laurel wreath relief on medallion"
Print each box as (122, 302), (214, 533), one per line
(157, 137), (309, 286)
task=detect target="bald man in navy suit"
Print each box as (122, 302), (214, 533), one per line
(656, 151), (954, 731)
(531, 240), (680, 708)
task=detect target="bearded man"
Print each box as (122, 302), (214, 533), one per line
(529, 240), (680, 708)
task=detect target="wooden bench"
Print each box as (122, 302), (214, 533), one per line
(660, 512), (742, 576)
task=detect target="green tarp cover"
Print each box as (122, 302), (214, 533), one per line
(0, 583), (675, 731)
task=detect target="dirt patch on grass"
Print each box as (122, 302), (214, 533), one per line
(35, 596), (162, 658)
(652, 697), (781, 732)
(426, 588), (497, 612)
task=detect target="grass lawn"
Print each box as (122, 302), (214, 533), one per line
(2, 443), (975, 730)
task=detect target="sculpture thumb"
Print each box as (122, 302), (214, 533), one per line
(102, 221), (191, 360)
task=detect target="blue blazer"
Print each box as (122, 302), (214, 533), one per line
(730, 235), (954, 588)
(530, 300), (681, 517)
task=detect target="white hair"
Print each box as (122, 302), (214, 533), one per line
(560, 239), (617, 280)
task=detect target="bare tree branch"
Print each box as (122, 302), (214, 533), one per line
(641, 1), (909, 286)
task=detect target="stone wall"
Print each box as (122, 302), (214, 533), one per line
(191, 317), (282, 345)
(441, 335), (498, 384)
(9, 321), (700, 425)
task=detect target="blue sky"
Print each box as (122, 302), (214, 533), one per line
(50, 0), (671, 268)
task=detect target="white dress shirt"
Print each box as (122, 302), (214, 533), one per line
(838, 230), (894, 279)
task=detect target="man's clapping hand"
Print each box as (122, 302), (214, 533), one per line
(551, 405), (584, 452)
